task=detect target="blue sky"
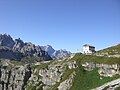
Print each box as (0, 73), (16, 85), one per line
(0, 0), (120, 52)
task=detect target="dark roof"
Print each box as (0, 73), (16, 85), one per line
(83, 44), (95, 48)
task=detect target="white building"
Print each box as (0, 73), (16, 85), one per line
(83, 44), (95, 54)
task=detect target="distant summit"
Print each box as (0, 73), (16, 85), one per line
(41, 45), (71, 59)
(41, 45), (55, 56)
(52, 49), (71, 59)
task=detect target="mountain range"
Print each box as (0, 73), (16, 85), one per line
(41, 45), (71, 59)
(0, 34), (71, 60)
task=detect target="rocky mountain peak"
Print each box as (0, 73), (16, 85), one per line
(41, 45), (55, 56)
(41, 45), (71, 59)
(0, 33), (71, 60)
(0, 34), (15, 48)
(0, 34), (52, 61)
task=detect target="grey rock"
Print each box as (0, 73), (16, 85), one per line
(0, 34), (52, 61)
(68, 61), (78, 69)
(0, 34), (15, 48)
(12, 38), (24, 51)
(0, 46), (23, 60)
(41, 45), (55, 56)
(0, 63), (32, 90)
(41, 45), (71, 59)
(13, 40), (52, 60)
(58, 71), (76, 90)
(82, 62), (120, 77)
(0, 55), (78, 90)
(52, 49), (71, 59)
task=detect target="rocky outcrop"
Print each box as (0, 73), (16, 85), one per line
(0, 54), (78, 90)
(0, 46), (23, 60)
(0, 34), (52, 61)
(82, 62), (120, 77)
(27, 61), (66, 90)
(26, 59), (77, 90)
(12, 38), (24, 51)
(58, 71), (75, 90)
(67, 61), (78, 69)
(0, 63), (32, 90)
(0, 34), (15, 48)
(41, 45), (55, 56)
(81, 61), (120, 89)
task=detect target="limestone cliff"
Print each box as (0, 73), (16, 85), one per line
(0, 56), (77, 90)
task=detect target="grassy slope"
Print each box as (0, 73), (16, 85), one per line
(96, 44), (120, 55)
(70, 53), (120, 90)
(71, 53), (120, 64)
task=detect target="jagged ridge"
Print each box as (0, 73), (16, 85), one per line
(41, 45), (71, 59)
(0, 34), (52, 60)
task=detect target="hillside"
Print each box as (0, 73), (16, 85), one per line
(0, 52), (120, 90)
(70, 53), (120, 90)
(95, 44), (120, 58)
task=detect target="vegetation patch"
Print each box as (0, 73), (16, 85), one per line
(95, 44), (120, 55)
(72, 53), (120, 65)
(69, 53), (120, 90)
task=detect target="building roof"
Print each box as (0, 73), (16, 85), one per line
(83, 44), (95, 48)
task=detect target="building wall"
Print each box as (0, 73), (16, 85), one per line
(83, 45), (95, 54)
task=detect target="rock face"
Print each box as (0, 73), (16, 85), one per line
(82, 62), (120, 77)
(0, 34), (52, 60)
(0, 34), (15, 48)
(52, 49), (71, 59)
(0, 46), (23, 60)
(12, 38), (25, 52)
(82, 61), (120, 90)
(58, 71), (75, 90)
(28, 61), (65, 90)
(0, 56), (77, 90)
(0, 61), (32, 90)
(41, 45), (55, 56)
(41, 45), (71, 59)
(13, 40), (52, 60)
(26, 60), (77, 90)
